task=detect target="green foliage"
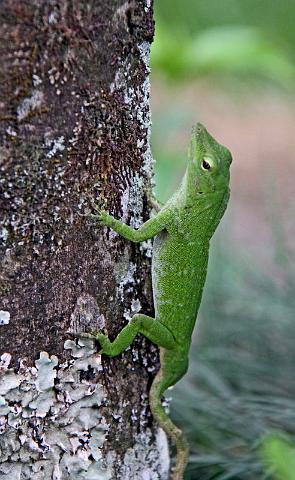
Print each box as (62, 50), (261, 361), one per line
(151, 24), (295, 88)
(260, 434), (295, 480)
(154, 0), (295, 56)
(152, 1), (295, 88)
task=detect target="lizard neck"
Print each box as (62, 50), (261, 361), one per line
(182, 166), (230, 237)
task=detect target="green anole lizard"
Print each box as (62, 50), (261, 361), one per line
(87, 123), (232, 479)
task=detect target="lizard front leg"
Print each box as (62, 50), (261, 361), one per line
(91, 206), (172, 242)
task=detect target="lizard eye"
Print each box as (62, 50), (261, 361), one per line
(201, 157), (214, 171)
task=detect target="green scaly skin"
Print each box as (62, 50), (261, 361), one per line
(88, 123), (232, 479)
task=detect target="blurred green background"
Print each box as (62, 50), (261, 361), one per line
(150, 1), (295, 479)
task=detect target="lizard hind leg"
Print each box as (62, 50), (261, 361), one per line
(150, 369), (189, 480)
(94, 313), (177, 357)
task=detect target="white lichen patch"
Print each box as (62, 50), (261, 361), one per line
(5, 126), (17, 137)
(140, 239), (153, 258)
(145, 0), (152, 11)
(121, 172), (145, 229)
(48, 10), (59, 25)
(131, 298), (141, 315)
(17, 90), (44, 122)
(45, 136), (65, 158)
(156, 428), (170, 479)
(32, 74), (42, 87)
(118, 429), (169, 479)
(0, 227), (9, 244)
(35, 352), (58, 392)
(0, 353), (11, 370)
(114, 255), (141, 320)
(115, 255), (137, 302)
(0, 396), (10, 417)
(0, 311), (10, 326)
(0, 342), (112, 480)
(123, 298), (142, 322)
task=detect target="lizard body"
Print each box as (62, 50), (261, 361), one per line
(88, 123), (232, 479)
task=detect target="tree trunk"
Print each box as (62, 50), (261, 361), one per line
(0, 1), (170, 478)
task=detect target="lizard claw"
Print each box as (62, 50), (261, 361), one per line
(90, 199), (106, 212)
(78, 331), (107, 354)
(88, 200), (110, 224)
(91, 202), (101, 212)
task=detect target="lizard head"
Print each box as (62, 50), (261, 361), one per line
(188, 123), (232, 196)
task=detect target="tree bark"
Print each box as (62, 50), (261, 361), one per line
(0, 1), (170, 478)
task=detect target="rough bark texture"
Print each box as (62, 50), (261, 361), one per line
(0, 1), (169, 478)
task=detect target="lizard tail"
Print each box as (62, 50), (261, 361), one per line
(149, 371), (189, 480)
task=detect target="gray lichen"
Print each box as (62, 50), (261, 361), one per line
(45, 136), (65, 158)
(0, 341), (112, 479)
(0, 311), (10, 326)
(0, 339), (169, 479)
(17, 90), (44, 122)
(118, 429), (170, 480)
